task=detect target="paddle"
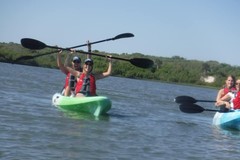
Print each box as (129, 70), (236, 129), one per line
(21, 33), (134, 50)
(179, 103), (218, 113)
(74, 50), (154, 68)
(174, 96), (216, 104)
(16, 33), (134, 62)
(19, 37), (154, 68)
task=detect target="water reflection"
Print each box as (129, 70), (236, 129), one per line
(212, 125), (240, 138)
(59, 110), (110, 121)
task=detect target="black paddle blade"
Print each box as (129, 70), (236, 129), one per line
(21, 38), (47, 50)
(130, 58), (154, 68)
(113, 33), (134, 40)
(174, 96), (197, 104)
(179, 103), (205, 113)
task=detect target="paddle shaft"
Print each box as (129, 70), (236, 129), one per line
(38, 47), (134, 62)
(195, 100), (216, 103)
(17, 48), (130, 62)
(205, 109), (219, 112)
(179, 103), (221, 113)
(17, 45), (129, 61)
(44, 39), (120, 50)
(40, 33), (134, 50)
(74, 50), (153, 68)
(68, 33), (134, 48)
(174, 96), (216, 104)
(69, 38), (117, 49)
(75, 50), (130, 61)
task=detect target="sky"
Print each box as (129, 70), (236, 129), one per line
(1, 0), (240, 66)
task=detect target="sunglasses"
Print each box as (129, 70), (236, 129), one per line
(85, 62), (93, 66)
(73, 60), (81, 64)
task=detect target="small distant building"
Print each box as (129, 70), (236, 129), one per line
(201, 76), (215, 83)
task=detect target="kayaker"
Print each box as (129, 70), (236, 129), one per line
(57, 52), (112, 98)
(215, 75), (236, 109)
(57, 49), (82, 96)
(57, 41), (92, 96)
(215, 77), (240, 111)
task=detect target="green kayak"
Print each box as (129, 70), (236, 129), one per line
(52, 93), (111, 116)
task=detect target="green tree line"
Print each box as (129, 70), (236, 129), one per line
(1, 42), (240, 88)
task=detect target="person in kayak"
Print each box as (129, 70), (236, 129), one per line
(215, 77), (240, 111)
(57, 41), (92, 96)
(57, 52), (112, 97)
(215, 75), (236, 105)
(57, 49), (82, 96)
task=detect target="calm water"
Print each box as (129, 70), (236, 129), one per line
(0, 62), (240, 160)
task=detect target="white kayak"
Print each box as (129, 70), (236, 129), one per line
(212, 110), (240, 131)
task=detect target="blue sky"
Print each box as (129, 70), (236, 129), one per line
(1, 0), (240, 66)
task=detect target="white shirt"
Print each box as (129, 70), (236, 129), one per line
(227, 91), (237, 109)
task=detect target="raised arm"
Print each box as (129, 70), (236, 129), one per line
(57, 50), (80, 77)
(95, 56), (112, 80)
(57, 50), (69, 75)
(64, 49), (76, 66)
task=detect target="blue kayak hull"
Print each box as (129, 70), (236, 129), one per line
(213, 110), (240, 131)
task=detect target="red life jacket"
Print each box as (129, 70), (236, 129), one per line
(221, 87), (237, 98)
(75, 73), (96, 96)
(233, 92), (240, 109)
(64, 72), (71, 88)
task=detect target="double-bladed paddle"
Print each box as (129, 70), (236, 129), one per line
(21, 33), (134, 50)
(179, 103), (218, 113)
(174, 96), (216, 104)
(18, 35), (154, 68)
(15, 33), (134, 62)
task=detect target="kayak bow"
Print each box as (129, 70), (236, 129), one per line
(213, 110), (240, 131)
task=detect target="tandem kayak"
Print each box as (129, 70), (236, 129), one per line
(212, 110), (240, 131)
(52, 93), (111, 116)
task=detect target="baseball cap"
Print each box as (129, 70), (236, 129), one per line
(72, 56), (81, 62)
(84, 58), (93, 65)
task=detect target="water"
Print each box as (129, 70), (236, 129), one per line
(0, 62), (240, 160)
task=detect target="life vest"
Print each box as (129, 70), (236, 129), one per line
(75, 73), (96, 96)
(64, 72), (71, 88)
(64, 73), (76, 91)
(232, 92), (240, 109)
(221, 87), (237, 98)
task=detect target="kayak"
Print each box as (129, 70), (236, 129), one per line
(52, 93), (111, 116)
(212, 110), (240, 131)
